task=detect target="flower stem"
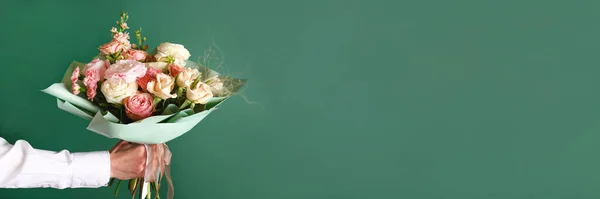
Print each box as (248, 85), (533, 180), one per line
(114, 180), (122, 196)
(179, 100), (191, 110)
(152, 182), (161, 199)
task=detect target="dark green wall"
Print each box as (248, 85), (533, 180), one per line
(2, 0), (600, 198)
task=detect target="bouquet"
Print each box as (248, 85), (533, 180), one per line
(42, 12), (246, 199)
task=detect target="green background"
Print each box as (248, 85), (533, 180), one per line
(1, 0), (600, 198)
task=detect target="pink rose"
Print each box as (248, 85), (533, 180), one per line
(125, 50), (148, 61)
(104, 60), (147, 83)
(167, 64), (184, 77)
(70, 67), (80, 95)
(124, 92), (155, 121)
(99, 40), (123, 55)
(137, 76), (152, 91)
(136, 67), (162, 90)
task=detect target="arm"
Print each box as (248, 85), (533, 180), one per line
(0, 137), (110, 189)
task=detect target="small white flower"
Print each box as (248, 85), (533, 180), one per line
(205, 76), (225, 95)
(145, 62), (168, 72)
(154, 42), (191, 66)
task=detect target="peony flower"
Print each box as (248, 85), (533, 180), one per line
(154, 42), (190, 66)
(70, 67), (80, 95)
(205, 75), (225, 95)
(147, 73), (177, 99)
(176, 67), (200, 88)
(167, 64), (185, 77)
(124, 49), (148, 61)
(99, 40), (124, 55)
(100, 78), (138, 104)
(136, 67), (163, 90)
(104, 60), (147, 83)
(186, 82), (213, 104)
(124, 92), (155, 121)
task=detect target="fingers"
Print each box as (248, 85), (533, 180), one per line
(135, 144), (147, 177)
(108, 141), (150, 180)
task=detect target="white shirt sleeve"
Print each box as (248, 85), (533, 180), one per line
(0, 137), (111, 189)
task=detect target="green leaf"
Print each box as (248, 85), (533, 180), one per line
(107, 55), (115, 63)
(115, 49), (123, 59)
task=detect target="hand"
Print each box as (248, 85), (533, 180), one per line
(109, 141), (147, 180)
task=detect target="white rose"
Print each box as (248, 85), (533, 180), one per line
(154, 42), (191, 66)
(147, 73), (177, 99)
(186, 82), (213, 104)
(101, 79), (138, 104)
(176, 68), (200, 88)
(205, 75), (225, 95)
(145, 62), (168, 72)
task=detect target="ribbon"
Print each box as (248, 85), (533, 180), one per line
(143, 144), (174, 199)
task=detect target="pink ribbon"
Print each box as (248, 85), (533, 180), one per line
(144, 144), (174, 199)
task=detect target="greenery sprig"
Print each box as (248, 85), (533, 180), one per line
(134, 27), (148, 51)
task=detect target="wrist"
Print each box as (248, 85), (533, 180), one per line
(109, 150), (115, 178)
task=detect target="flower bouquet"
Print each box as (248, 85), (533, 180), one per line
(42, 12), (246, 199)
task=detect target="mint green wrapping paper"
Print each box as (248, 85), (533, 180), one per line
(42, 60), (245, 144)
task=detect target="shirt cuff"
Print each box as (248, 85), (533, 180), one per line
(71, 151), (111, 188)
